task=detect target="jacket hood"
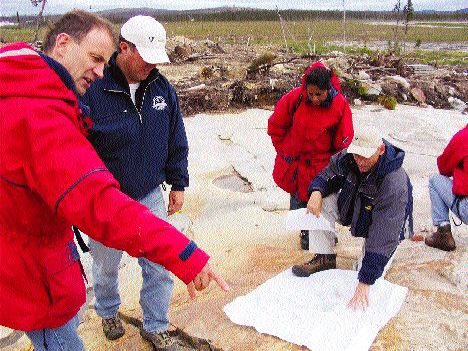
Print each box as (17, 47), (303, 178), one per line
(374, 139), (405, 178)
(301, 61), (341, 93)
(0, 42), (77, 104)
(300, 61), (341, 108)
(0, 42), (92, 135)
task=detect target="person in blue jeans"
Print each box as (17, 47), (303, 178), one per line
(425, 126), (468, 251)
(81, 16), (189, 350)
(26, 316), (84, 351)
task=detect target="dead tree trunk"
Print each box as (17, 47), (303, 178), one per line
(32, 0), (47, 43)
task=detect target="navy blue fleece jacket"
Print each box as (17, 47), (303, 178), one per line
(81, 53), (188, 200)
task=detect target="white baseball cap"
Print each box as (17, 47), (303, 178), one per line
(120, 15), (170, 64)
(347, 126), (383, 158)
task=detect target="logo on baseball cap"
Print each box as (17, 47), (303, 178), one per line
(120, 15), (170, 64)
(346, 126), (383, 158)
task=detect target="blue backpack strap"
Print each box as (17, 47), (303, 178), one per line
(400, 175), (414, 241)
(450, 195), (464, 226)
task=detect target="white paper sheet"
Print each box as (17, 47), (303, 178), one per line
(285, 208), (334, 231)
(224, 269), (408, 351)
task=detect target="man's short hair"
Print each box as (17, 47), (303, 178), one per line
(43, 10), (116, 53)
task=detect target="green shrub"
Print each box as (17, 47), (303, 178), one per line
(247, 52), (277, 73)
(357, 85), (368, 96)
(346, 79), (368, 97)
(378, 95), (397, 110)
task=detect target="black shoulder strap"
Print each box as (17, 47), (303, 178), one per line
(73, 226), (90, 253)
(292, 93), (303, 118)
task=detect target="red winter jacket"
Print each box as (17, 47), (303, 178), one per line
(268, 62), (354, 202)
(437, 125), (468, 196)
(0, 43), (209, 331)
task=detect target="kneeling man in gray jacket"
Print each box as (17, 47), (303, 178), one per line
(292, 126), (413, 311)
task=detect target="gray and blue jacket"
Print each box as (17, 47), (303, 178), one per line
(81, 53), (188, 200)
(309, 140), (413, 285)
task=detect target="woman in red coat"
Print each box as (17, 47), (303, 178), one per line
(268, 62), (354, 249)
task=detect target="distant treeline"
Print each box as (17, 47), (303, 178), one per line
(129, 9), (468, 23)
(2, 8), (467, 25)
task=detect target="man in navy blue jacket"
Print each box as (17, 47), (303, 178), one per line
(81, 16), (188, 350)
(292, 127), (413, 311)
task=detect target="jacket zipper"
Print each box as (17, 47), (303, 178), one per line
(106, 76), (159, 125)
(139, 77), (159, 122)
(105, 89), (143, 124)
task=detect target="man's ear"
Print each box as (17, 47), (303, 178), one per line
(53, 33), (72, 58)
(119, 41), (131, 53)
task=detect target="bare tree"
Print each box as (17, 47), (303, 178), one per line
(403, 0), (414, 35)
(391, 0), (414, 54)
(31, 0), (48, 43)
(391, 0), (402, 54)
(276, 6), (289, 51)
(342, 0), (347, 51)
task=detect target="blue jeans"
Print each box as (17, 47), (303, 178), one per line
(429, 174), (468, 226)
(89, 187), (174, 333)
(26, 315), (84, 351)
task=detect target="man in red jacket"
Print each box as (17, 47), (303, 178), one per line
(0, 10), (228, 351)
(425, 125), (468, 251)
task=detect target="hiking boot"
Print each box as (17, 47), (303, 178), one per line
(424, 224), (456, 251)
(102, 316), (125, 340)
(292, 254), (337, 277)
(300, 231), (309, 250)
(140, 329), (179, 351)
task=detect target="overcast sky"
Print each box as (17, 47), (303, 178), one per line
(1, 0), (466, 16)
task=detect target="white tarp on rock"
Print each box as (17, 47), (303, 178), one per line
(224, 269), (408, 351)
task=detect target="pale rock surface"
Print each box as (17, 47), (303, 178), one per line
(410, 87), (426, 104)
(3, 105), (467, 351)
(383, 75), (411, 90)
(361, 81), (382, 96)
(358, 70), (371, 81)
(448, 96), (467, 112)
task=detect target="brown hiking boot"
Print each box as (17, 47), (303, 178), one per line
(292, 254), (337, 277)
(424, 224), (456, 251)
(140, 329), (179, 351)
(102, 316), (125, 340)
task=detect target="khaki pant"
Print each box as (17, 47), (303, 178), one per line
(310, 193), (396, 275)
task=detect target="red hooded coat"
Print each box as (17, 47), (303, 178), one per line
(0, 43), (209, 331)
(268, 62), (354, 202)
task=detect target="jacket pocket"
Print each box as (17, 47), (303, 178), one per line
(272, 154), (299, 194)
(354, 194), (375, 238)
(45, 241), (85, 313)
